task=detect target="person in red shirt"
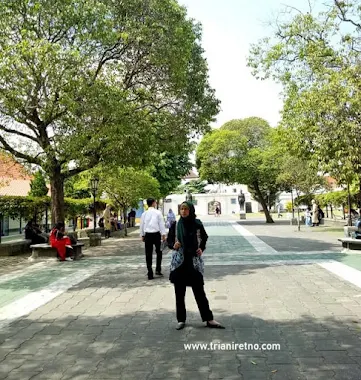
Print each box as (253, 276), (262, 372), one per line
(49, 222), (74, 261)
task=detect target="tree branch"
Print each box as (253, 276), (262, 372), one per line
(133, 101), (180, 114)
(0, 135), (41, 165)
(93, 43), (128, 82)
(281, 4), (304, 15)
(63, 155), (101, 179)
(335, 0), (361, 29)
(0, 124), (39, 143)
(45, 109), (68, 127)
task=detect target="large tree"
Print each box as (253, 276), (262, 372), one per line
(196, 117), (279, 223)
(248, 0), (361, 208)
(277, 154), (328, 228)
(149, 151), (193, 200)
(99, 167), (160, 236)
(0, 0), (219, 223)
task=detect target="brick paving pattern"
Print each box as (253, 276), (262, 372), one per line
(0, 219), (361, 379)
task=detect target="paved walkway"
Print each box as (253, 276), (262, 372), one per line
(1, 219), (361, 379)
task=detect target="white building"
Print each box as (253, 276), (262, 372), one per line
(172, 169), (339, 217)
(164, 184), (260, 216)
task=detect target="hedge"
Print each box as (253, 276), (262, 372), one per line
(296, 190), (358, 208)
(0, 196), (111, 220)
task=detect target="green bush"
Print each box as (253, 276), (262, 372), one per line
(0, 196), (50, 219)
(285, 201), (293, 212)
(0, 196), (110, 221)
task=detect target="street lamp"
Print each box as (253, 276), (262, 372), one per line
(90, 177), (99, 233)
(267, 190), (270, 210)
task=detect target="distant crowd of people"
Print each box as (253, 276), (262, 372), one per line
(304, 200), (325, 227)
(97, 206), (137, 238)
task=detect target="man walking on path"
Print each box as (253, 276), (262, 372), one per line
(140, 198), (167, 280)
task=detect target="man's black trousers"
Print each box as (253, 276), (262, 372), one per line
(144, 232), (162, 275)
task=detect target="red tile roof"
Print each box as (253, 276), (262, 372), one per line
(0, 153), (37, 196)
(0, 152), (31, 180)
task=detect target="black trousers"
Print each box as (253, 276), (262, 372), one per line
(144, 232), (162, 274)
(174, 283), (213, 322)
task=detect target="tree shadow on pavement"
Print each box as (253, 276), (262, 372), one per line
(2, 257), (361, 379)
(1, 309), (361, 379)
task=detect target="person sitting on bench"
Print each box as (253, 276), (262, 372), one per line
(355, 217), (361, 239)
(344, 217), (361, 239)
(49, 222), (74, 261)
(25, 220), (47, 244)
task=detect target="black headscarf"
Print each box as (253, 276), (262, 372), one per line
(177, 201), (200, 251)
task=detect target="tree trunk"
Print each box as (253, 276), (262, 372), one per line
(296, 190), (301, 231)
(254, 183), (274, 223)
(50, 166), (65, 225)
(347, 182), (352, 226)
(297, 205), (301, 231)
(123, 209), (128, 237)
(358, 177), (361, 216)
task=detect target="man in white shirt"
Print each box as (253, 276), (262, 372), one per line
(140, 198), (167, 280)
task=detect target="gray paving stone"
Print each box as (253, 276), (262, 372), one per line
(265, 352), (296, 364)
(179, 371), (211, 380)
(239, 371), (270, 380)
(61, 364), (97, 380)
(208, 363), (241, 378)
(30, 372), (64, 380)
(1, 338), (29, 349)
(2, 221), (361, 380)
(267, 365), (306, 380)
(148, 375), (181, 380)
(115, 371), (153, 380)
(238, 357), (269, 371)
(314, 340), (347, 351)
(295, 357), (325, 370)
(320, 351), (358, 364)
(349, 356), (361, 365)
(4, 372), (43, 380)
(328, 364), (361, 380)
(301, 371), (335, 380)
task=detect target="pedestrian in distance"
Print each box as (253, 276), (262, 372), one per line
(140, 198), (167, 280)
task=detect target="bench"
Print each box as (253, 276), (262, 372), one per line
(343, 226), (361, 238)
(29, 242), (85, 261)
(0, 239), (32, 256)
(338, 238), (361, 252)
(77, 237), (90, 248)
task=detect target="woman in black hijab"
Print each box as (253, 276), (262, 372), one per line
(169, 201), (224, 330)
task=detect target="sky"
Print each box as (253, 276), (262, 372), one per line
(180, 0), (313, 128)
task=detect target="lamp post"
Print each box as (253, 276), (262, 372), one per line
(90, 177), (99, 233)
(267, 190), (270, 211)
